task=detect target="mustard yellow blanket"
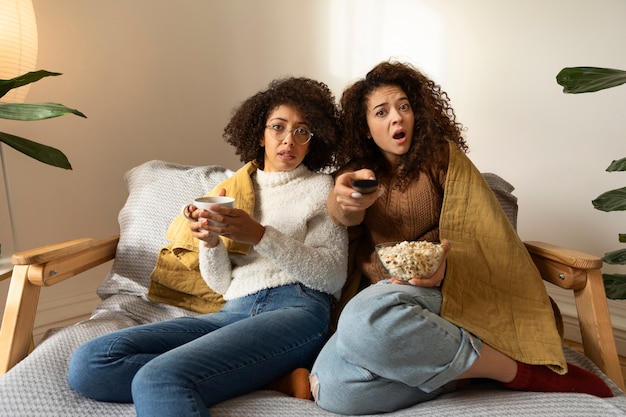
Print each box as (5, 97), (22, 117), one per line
(148, 162), (257, 313)
(440, 142), (566, 373)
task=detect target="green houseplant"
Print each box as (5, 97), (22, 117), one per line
(0, 70), (85, 256)
(0, 70), (86, 169)
(556, 66), (626, 299)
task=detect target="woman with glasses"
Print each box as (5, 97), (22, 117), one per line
(68, 77), (348, 417)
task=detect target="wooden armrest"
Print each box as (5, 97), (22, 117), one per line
(22, 236), (119, 286)
(525, 241), (602, 290)
(12, 238), (96, 265)
(525, 240), (625, 391)
(0, 235), (119, 375)
(525, 241), (603, 270)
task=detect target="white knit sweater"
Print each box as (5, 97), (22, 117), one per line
(199, 165), (348, 301)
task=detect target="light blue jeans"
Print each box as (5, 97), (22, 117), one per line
(68, 284), (331, 417)
(310, 281), (482, 415)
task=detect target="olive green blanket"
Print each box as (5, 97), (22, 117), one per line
(440, 142), (566, 373)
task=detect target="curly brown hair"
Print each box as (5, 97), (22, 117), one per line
(338, 61), (468, 189)
(223, 77), (341, 172)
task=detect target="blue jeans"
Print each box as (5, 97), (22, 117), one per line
(68, 284), (331, 417)
(310, 281), (482, 415)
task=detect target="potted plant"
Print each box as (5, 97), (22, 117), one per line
(0, 70), (85, 256)
(0, 70), (86, 169)
(556, 67), (626, 299)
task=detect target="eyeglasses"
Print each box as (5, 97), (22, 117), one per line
(265, 125), (313, 145)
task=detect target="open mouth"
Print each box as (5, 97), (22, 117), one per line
(393, 131), (406, 140)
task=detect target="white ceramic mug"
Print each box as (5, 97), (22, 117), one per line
(183, 196), (235, 230)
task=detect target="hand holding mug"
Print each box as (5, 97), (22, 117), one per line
(183, 195), (235, 246)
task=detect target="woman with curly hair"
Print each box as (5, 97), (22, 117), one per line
(305, 61), (612, 414)
(68, 77), (348, 417)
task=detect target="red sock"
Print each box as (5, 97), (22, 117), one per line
(504, 362), (613, 397)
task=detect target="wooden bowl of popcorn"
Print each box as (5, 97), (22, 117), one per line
(375, 240), (445, 280)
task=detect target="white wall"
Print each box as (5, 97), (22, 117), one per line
(1, 0), (625, 346)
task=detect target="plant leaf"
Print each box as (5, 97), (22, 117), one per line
(592, 187), (626, 212)
(603, 248), (626, 265)
(0, 102), (86, 121)
(0, 70), (62, 99)
(607, 157), (626, 172)
(603, 273), (626, 300)
(0, 131), (71, 169)
(556, 67), (626, 94)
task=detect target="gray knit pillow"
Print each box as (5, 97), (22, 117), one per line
(483, 172), (518, 230)
(96, 160), (232, 301)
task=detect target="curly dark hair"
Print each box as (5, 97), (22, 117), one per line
(223, 77), (341, 172)
(337, 61), (468, 189)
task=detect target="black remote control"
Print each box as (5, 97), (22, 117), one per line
(352, 179), (379, 194)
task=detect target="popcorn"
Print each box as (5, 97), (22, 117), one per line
(376, 240), (445, 280)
